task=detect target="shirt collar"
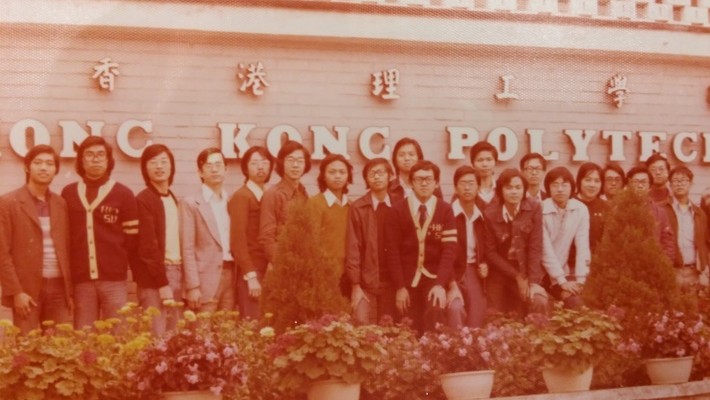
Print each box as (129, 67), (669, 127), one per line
(410, 195), (437, 216)
(542, 198), (583, 214)
(502, 203), (520, 223)
(672, 197), (694, 214)
(371, 193), (392, 209)
(246, 180), (264, 202)
(323, 189), (348, 207)
(452, 199), (482, 221)
(202, 184), (226, 203)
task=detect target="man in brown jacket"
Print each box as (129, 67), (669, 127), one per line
(0, 145), (73, 333)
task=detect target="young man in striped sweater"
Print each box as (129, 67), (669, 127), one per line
(62, 136), (139, 329)
(386, 160), (458, 333)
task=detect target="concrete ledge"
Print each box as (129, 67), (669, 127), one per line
(496, 380), (710, 400)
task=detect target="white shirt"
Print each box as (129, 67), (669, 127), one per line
(323, 189), (348, 207)
(161, 194), (181, 264)
(246, 180), (264, 202)
(672, 198), (696, 265)
(452, 199), (483, 264)
(371, 193), (392, 210)
(502, 202), (520, 223)
(202, 184), (233, 261)
(399, 177), (413, 199)
(541, 198), (590, 284)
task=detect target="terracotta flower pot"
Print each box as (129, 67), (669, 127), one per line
(439, 370), (495, 400)
(307, 379), (360, 400)
(645, 356), (694, 385)
(162, 390), (222, 400)
(542, 365), (593, 393)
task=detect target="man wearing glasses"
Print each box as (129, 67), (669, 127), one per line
(62, 136), (139, 329)
(646, 153), (672, 205)
(520, 153), (549, 202)
(663, 166), (709, 294)
(385, 160), (457, 333)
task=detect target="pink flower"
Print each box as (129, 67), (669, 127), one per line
(186, 374), (199, 384)
(155, 361), (168, 374)
(458, 348), (467, 357)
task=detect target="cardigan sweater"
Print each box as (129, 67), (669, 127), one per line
(228, 184), (267, 276)
(62, 180), (139, 283)
(386, 196), (458, 289)
(308, 191), (349, 275)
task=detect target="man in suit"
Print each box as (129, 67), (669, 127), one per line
(386, 160), (457, 333)
(180, 148), (235, 312)
(0, 145), (73, 333)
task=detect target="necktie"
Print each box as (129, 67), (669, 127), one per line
(418, 204), (427, 227)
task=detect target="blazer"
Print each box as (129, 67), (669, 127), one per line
(179, 191), (227, 303)
(483, 197), (544, 285)
(453, 204), (488, 282)
(663, 200), (710, 271)
(0, 186), (72, 308)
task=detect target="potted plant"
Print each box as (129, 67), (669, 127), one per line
(419, 324), (497, 400)
(637, 309), (709, 385)
(268, 314), (386, 400)
(527, 305), (623, 393)
(129, 310), (249, 400)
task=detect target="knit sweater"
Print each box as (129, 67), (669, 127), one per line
(62, 180), (139, 283)
(308, 191), (349, 275)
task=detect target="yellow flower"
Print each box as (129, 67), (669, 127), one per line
(0, 320), (13, 328)
(184, 310), (197, 322)
(260, 327), (275, 338)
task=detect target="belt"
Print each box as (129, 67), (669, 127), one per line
(223, 260), (235, 269)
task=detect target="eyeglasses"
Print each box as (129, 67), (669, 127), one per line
(523, 166), (544, 173)
(83, 151), (107, 161)
(367, 169), (388, 178)
(413, 176), (435, 185)
(605, 177), (623, 183)
(284, 157), (305, 166)
(670, 178), (691, 185)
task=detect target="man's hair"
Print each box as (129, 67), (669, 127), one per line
(576, 162), (603, 195)
(274, 140), (311, 178)
(544, 166), (576, 196)
(469, 141), (499, 166)
(520, 152), (547, 171)
(25, 144), (59, 183)
(240, 146), (273, 184)
(196, 147), (225, 182)
(603, 162), (626, 186)
(626, 165), (651, 182)
(317, 153), (353, 193)
(669, 165), (694, 182)
(409, 160), (440, 183)
(75, 136), (115, 178)
(645, 152), (671, 172)
(453, 165), (480, 186)
(391, 137), (423, 176)
(495, 168), (528, 200)
(141, 144), (176, 187)
(362, 158), (393, 189)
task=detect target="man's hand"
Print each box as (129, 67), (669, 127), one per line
(478, 263), (489, 278)
(13, 292), (36, 319)
(446, 284), (463, 308)
(428, 285), (446, 309)
(395, 288), (410, 314)
(516, 275), (530, 300)
(246, 277), (262, 298)
(351, 284), (369, 311)
(559, 281), (581, 295)
(158, 285), (174, 300)
(186, 287), (202, 310)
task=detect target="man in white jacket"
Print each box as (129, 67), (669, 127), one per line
(541, 166), (590, 308)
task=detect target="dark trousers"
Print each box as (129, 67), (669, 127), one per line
(403, 276), (446, 334)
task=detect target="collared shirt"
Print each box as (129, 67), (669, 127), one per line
(246, 180), (264, 202)
(452, 199), (482, 264)
(31, 190), (60, 278)
(478, 180), (496, 204)
(161, 194), (181, 264)
(502, 203), (520, 223)
(408, 195), (436, 227)
(672, 198), (696, 265)
(527, 189), (544, 203)
(371, 193), (392, 211)
(323, 189), (349, 207)
(399, 177), (413, 199)
(202, 184), (233, 261)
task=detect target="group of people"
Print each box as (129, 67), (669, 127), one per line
(1, 135), (708, 336)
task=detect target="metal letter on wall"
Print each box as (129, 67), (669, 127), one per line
(238, 62), (270, 96)
(371, 69), (401, 100)
(607, 74), (629, 108)
(495, 75), (519, 100)
(92, 58), (120, 92)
